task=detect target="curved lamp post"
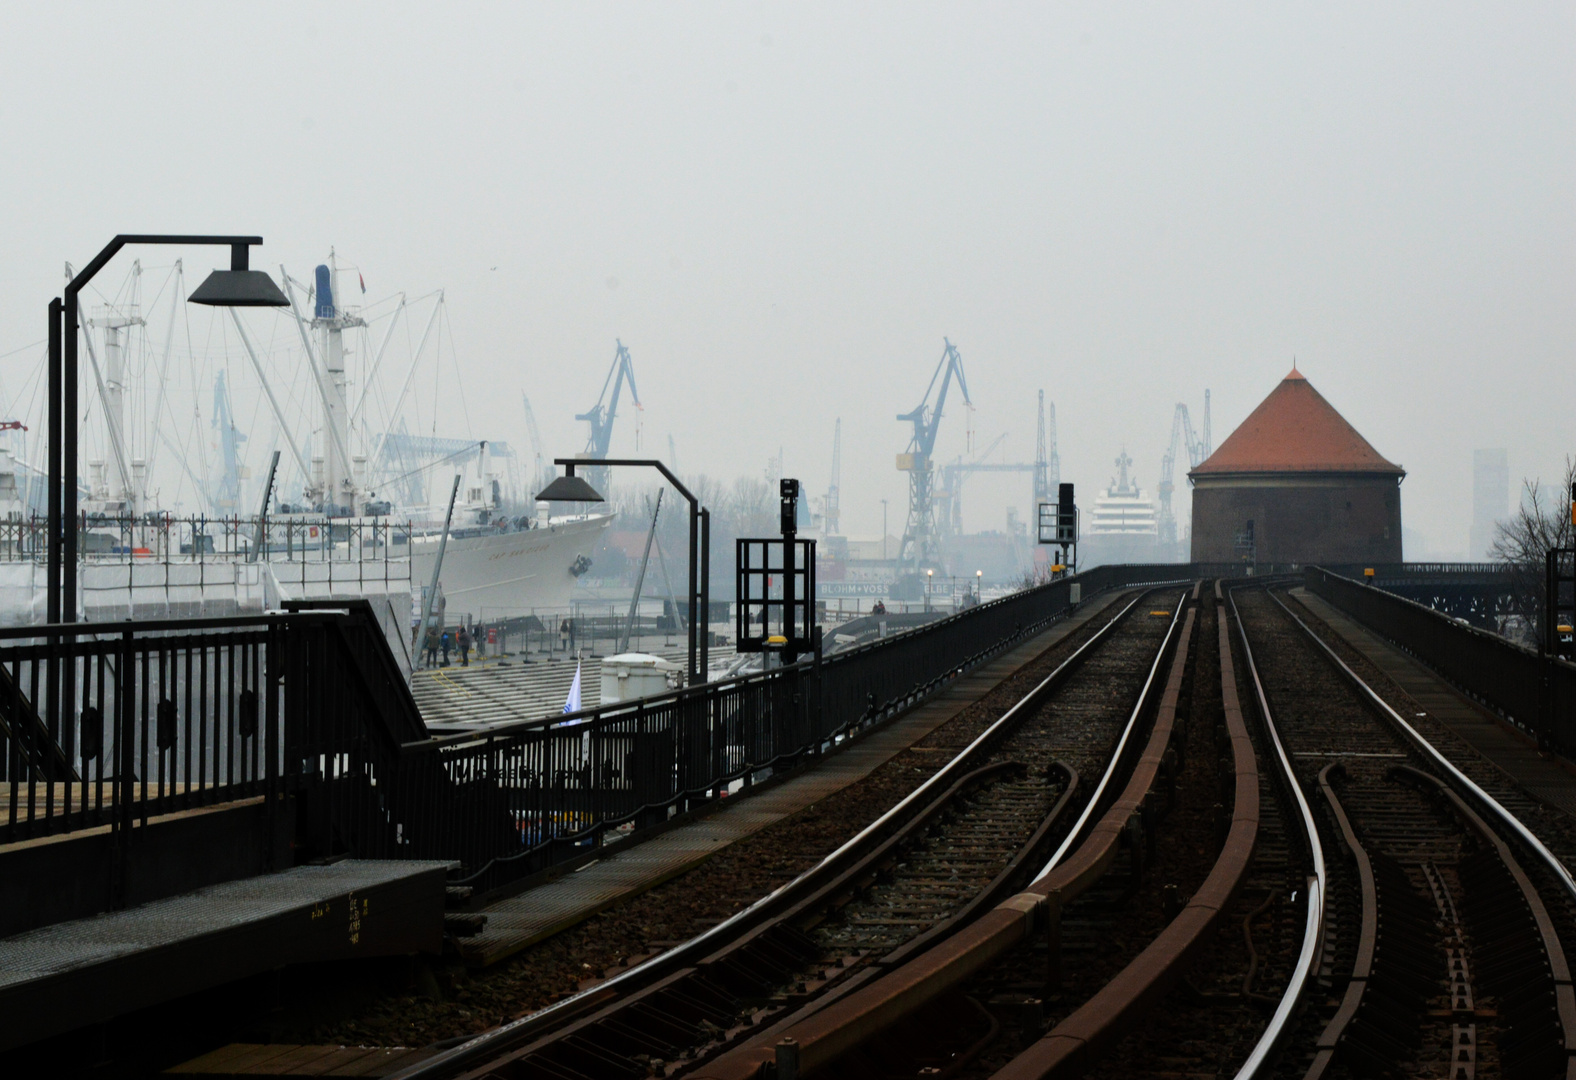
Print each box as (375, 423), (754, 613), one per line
(538, 457), (710, 685)
(48, 235), (287, 623)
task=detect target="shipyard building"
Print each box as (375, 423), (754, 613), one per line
(1189, 367), (1404, 565)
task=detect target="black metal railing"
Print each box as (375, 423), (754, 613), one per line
(3, 563), (1194, 896)
(1305, 566), (1576, 753)
(0, 613), (305, 844)
(367, 563), (1192, 890)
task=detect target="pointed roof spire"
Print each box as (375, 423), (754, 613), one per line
(1191, 370), (1402, 477)
(1285, 356), (1304, 381)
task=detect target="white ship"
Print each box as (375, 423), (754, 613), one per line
(1080, 449), (1162, 566)
(0, 254), (613, 632)
(1086, 450), (1159, 536)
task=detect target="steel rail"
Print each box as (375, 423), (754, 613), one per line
(1270, 589), (1576, 904)
(1226, 583), (1327, 1080)
(692, 591), (1192, 1080)
(385, 589), (1156, 1080)
(986, 581), (1262, 1079)
(1032, 589), (1191, 880)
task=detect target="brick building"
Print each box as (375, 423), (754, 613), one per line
(1189, 367), (1404, 565)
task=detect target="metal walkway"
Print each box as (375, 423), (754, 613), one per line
(0, 860), (452, 1052)
(457, 591), (1125, 967)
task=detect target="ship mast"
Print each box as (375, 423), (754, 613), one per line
(282, 251), (366, 514)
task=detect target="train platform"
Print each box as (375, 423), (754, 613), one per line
(0, 859), (452, 1052)
(456, 589), (1129, 968)
(1294, 587), (1576, 818)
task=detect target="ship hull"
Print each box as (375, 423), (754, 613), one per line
(409, 513), (612, 621)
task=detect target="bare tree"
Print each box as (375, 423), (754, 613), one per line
(1491, 455), (1576, 640)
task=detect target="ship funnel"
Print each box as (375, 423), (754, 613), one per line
(314, 264), (334, 319)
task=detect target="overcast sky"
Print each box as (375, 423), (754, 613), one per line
(1, 3), (1571, 556)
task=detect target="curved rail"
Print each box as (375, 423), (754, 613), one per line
(1235, 583), (1576, 1078)
(986, 582), (1263, 1078)
(692, 592), (1193, 1080)
(1227, 584), (1328, 1080)
(1271, 589), (1576, 905)
(387, 590), (1157, 1080)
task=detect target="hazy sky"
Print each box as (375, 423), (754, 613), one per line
(2, 3), (1571, 556)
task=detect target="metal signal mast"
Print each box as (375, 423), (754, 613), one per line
(897, 339), (971, 578)
(577, 340), (641, 491)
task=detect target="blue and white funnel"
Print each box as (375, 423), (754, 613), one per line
(314, 264), (334, 319)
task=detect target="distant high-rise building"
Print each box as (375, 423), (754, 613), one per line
(1470, 449), (1509, 559)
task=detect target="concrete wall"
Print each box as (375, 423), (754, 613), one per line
(1190, 472), (1403, 565)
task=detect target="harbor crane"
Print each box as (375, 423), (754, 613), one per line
(211, 369), (247, 514)
(824, 418), (841, 536)
(1157, 391), (1212, 549)
(520, 393), (551, 495)
(576, 340), (641, 491)
(1037, 390), (1060, 505)
(896, 339), (971, 585)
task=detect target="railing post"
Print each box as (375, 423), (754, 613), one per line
(265, 617), (283, 871)
(111, 626), (136, 910)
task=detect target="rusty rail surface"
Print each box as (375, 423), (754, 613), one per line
(987, 582), (1262, 1078)
(691, 591), (1194, 1080)
(387, 592), (1160, 1080)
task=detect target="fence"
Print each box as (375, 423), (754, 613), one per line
(0, 614), (300, 846)
(2, 563), (1192, 895)
(1304, 566), (1576, 754)
(376, 562), (1191, 890)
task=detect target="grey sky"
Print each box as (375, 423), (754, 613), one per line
(2, 3), (1571, 555)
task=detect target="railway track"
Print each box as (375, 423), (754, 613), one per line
(381, 585), (1189, 1080)
(381, 578), (1576, 1080)
(1229, 585), (1576, 1079)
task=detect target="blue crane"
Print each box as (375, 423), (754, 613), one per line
(212, 369), (246, 514)
(576, 340), (641, 490)
(897, 339), (972, 576)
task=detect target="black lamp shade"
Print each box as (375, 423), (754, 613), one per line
(189, 269), (290, 307)
(536, 474), (606, 502)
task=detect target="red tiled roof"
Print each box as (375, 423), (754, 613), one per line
(1190, 368), (1404, 477)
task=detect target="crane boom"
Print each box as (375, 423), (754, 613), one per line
(826, 418), (841, 535)
(521, 393), (547, 491)
(578, 340), (641, 459)
(1157, 392), (1212, 550)
(577, 340), (640, 489)
(897, 339), (972, 576)
(212, 369), (247, 514)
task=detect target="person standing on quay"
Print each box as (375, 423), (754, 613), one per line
(458, 625), (472, 667)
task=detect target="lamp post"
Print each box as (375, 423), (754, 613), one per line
(925, 567), (933, 613)
(539, 457), (710, 686)
(976, 569), (983, 602)
(49, 235), (288, 622)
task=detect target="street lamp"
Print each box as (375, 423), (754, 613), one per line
(925, 567), (933, 613)
(539, 457), (711, 686)
(976, 569), (983, 601)
(49, 235), (287, 622)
